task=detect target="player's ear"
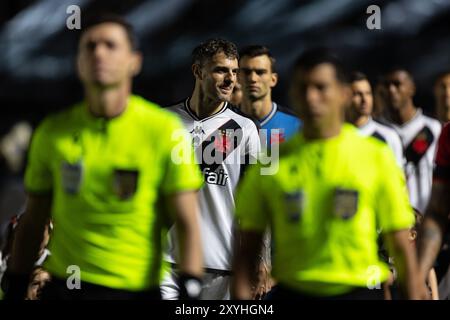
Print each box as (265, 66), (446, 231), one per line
(271, 72), (278, 88)
(410, 82), (416, 97)
(192, 64), (203, 80)
(130, 52), (143, 77)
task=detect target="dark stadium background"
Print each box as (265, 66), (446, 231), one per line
(1, 0), (450, 133)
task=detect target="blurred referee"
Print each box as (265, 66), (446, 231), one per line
(1, 14), (204, 300)
(232, 48), (426, 300)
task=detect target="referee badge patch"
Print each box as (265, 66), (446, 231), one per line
(284, 191), (304, 222)
(61, 161), (83, 194)
(113, 169), (139, 200)
(334, 188), (358, 220)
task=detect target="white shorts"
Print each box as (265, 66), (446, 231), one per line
(161, 267), (231, 300)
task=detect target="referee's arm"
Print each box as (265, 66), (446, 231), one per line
(384, 229), (427, 299)
(168, 190), (203, 278)
(417, 181), (450, 282)
(232, 229), (264, 300)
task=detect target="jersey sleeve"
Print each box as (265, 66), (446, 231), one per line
(235, 163), (270, 232)
(245, 121), (261, 162)
(434, 123), (450, 182)
(376, 144), (415, 232)
(160, 115), (203, 195)
(24, 119), (54, 194)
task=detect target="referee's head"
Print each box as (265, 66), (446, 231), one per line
(76, 13), (142, 89)
(79, 13), (139, 51)
(289, 48), (350, 128)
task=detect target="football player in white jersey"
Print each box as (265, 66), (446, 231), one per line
(380, 68), (441, 213)
(161, 39), (261, 300)
(346, 71), (404, 166)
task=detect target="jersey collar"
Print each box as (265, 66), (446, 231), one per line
(259, 102), (277, 126)
(184, 97), (228, 122)
(393, 108), (423, 129)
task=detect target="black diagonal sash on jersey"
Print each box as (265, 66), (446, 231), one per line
(404, 126), (435, 166)
(371, 131), (387, 143)
(196, 119), (243, 173)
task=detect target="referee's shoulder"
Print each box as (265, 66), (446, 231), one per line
(349, 125), (395, 162)
(132, 95), (182, 125)
(35, 102), (83, 135)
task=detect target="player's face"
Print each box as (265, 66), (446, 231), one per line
(198, 52), (238, 102)
(434, 73), (450, 122)
(290, 63), (348, 126)
(239, 55), (277, 101)
(351, 79), (373, 117)
(27, 269), (51, 300)
(77, 23), (141, 88)
(381, 71), (415, 110)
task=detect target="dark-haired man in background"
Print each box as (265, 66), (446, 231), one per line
(346, 71), (404, 167)
(380, 68), (441, 214)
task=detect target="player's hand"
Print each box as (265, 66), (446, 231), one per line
(177, 273), (203, 300)
(415, 282), (431, 300)
(407, 272), (430, 300)
(252, 261), (273, 300)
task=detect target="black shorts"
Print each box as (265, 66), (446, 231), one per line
(41, 276), (161, 300)
(265, 284), (384, 300)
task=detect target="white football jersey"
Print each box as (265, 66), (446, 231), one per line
(358, 117), (404, 167)
(388, 109), (441, 213)
(165, 98), (260, 271)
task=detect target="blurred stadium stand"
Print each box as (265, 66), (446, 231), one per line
(0, 0), (450, 129)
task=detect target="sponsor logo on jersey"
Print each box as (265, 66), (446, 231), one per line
(202, 167), (229, 186)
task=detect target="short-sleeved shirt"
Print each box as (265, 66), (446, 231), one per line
(434, 122), (450, 182)
(25, 95), (203, 291)
(258, 102), (301, 146)
(358, 117), (404, 167)
(165, 98), (260, 271)
(236, 124), (414, 296)
(388, 109), (441, 212)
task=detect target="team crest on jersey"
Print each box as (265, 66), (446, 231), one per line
(284, 191), (304, 222)
(271, 130), (285, 145)
(61, 161), (83, 194)
(113, 169), (139, 200)
(334, 188), (358, 220)
(405, 126), (434, 165)
(213, 129), (233, 153)
(412, 133), (429, 154)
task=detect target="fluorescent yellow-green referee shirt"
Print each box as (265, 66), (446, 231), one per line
(25, 95), (203, 291)
(236, 124), (414, 296)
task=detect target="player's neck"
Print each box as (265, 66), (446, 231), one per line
(303, 119), (342, 141)
(391, 102), (417, 125)
(437, 104), (450, 123)
(85, 83), (130, 119)
(354, 115), (370, 128)
(190, 87), (225, 119)
(241, 95), (273, 121)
